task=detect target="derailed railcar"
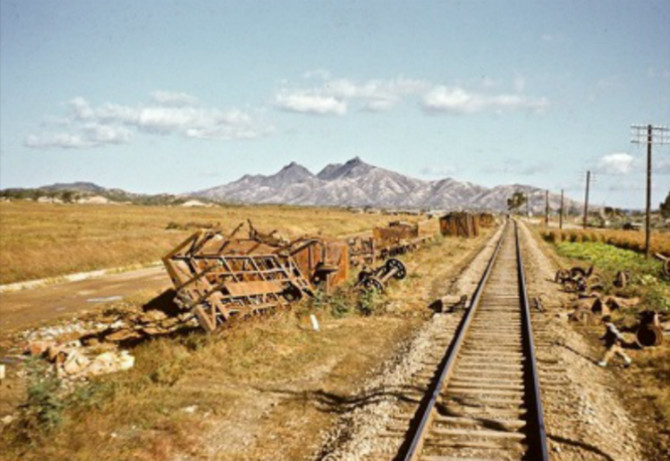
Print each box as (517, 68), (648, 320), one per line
(163, 222), (348, 333)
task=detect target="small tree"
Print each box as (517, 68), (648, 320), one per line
(61, 190), (74, 203)
(660, 189), (670, 218)
(507, 191), (527, 213)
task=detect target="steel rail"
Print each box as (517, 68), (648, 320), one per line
(514, 220), (549, 460)
(399, 220), (508, 461)
(398, 219), (549, 461)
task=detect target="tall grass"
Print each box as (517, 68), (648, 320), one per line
(540, 228), (670, 255)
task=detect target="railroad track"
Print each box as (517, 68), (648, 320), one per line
(394, 220), (548, 461)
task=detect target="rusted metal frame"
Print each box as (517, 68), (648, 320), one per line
(211, 255), (264, 315)
(227, 222), (244, 239)
(399, 221), (507, 461)
(247, 257), (268, 281)
(216, 239), (231, 254)
(185, 273), (284, 312)
(162, 233), (202, 284)
(180, 266), (291, 280)
(514, 220), (549, 461)
(174, 262), (222, 291)
(189, 231), (220, 256)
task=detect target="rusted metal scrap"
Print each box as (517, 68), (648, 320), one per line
(347, 236), (376, 266)
(163, 222), (349, 333)
(439, 212), (480, 238)
(357, 258), (407, 292)
(636, 310), (664, 347)
(348, 220), (433, 265)
(554, 265), (601, 293)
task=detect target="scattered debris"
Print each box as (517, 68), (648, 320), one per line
(429, 294), (468, 313)
(309, 314), (320, 332)
(636, 310), (664, 347)
(181, 405), (198, 414)
(25, 340), (55, 357)
(0, 364), (5, 381)
(356, 258), (406, 292)
(614, 270), (631, 288)
(603, 295), (640, 310)
(555, 265), (602, 294)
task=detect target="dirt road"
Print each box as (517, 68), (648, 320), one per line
(0, 266), (170, 332)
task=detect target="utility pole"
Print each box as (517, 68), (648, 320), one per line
(545, 190), (549, 226)
(559, 189), (564, 230)
(583, 171), (591, 229)
(527, 187), (531, 218)
(631, 124), (670, 258)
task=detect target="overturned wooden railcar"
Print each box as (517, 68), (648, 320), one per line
(163, 223), (348, 333)
(439, 212), (480, 238)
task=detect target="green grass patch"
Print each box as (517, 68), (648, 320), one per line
(556, 241), (664, 276)
(555, 241), (669, 313)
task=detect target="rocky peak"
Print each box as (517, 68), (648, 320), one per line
(316, 156), (373, 180)
(274, 161), (314, 181)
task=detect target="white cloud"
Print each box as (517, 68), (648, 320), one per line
(275, 90), (347, 115)
(25, 133), (97, 149)
(275, 73), (548, 118)
(26, 92), (271, 149)
(83, 123), (134, 144)
(274, 76), (430, 115)
(422, 86), (548, 115)
(69, 97), (94, 120)
(597, 152), (635, 175)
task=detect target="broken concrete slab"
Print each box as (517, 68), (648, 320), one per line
(25, 340), (55, 357)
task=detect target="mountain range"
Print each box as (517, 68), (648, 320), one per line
(1, 157), (582, 213)
(193, 157), (580, 213)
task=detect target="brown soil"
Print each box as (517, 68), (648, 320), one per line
(0, 266), (170, 332)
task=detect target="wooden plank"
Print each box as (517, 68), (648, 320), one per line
(223, 280), (285, 296)
(430, 427), (526, 439)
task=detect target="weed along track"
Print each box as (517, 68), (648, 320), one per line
(386, 221), (548, 461)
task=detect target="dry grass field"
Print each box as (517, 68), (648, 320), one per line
(0, 202), (427, 285)
(0, 228), (494, 461)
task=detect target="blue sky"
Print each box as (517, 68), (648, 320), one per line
(1, 0), (669, 208)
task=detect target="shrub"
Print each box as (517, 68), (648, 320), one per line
(357, 289), (379, 316)
(21, 359), (65, 433)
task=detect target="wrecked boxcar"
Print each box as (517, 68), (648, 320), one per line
(163, 222), (348, 332)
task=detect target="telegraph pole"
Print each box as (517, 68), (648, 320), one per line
(559, 189), (564, 230)
(631, 124), (670, 258)
(527, 187), (531, 217)
(583, 171), (591, 229)
(545, 190), (549, 226)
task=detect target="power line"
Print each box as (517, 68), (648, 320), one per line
(631, 124), (670, 258)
